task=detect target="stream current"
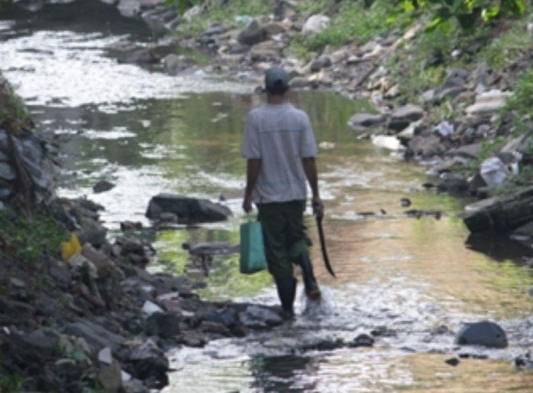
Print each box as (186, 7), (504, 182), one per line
(1, 2), (532, 392)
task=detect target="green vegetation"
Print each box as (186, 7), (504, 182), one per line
(296, 0), (413, 53)
(0, 210), (68, 262)
(480, 20), (533, 70)
(400, 0), (526, 30)
(0, 81), (32, 133)
(0, 373), (24, 393)
(173, 0), (270, 37)
(0, 0), (12, 12)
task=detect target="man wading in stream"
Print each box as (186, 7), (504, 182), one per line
(241, 67), (323, 319)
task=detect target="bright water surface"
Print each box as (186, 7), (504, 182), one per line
(1, 2), (532, 392)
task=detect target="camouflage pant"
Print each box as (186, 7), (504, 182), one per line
(257, 200), (310, 281)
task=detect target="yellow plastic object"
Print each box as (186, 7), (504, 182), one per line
(61, 233), (82, 262)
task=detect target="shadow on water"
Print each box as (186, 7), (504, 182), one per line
(466, 233), (533, 262)
(0, 0), (152, 40)
(249, 355), (316, 393)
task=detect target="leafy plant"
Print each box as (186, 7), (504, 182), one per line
(0, 210), (68, 262)
(400, 0), (527, 30)
(0, 374), (24, 393)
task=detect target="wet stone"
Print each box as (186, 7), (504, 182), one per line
(445, 357), (460, 366)
(93, 180), (116, 194)
(456, 320), (508, 349)
(0, 162), (16, 181)
(349, 334), (375, 348)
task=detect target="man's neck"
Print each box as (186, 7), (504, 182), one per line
(267, 95), (287, 105)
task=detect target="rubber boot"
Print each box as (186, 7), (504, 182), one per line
(298, 254), (321, 301)
(275, 277), (297, 320)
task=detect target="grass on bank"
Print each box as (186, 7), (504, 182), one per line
(296, 0), (413, 53)
(0, 373), (24, 393)
(173, 0), (270, 38)
(0, 82), (32, 133)
(0, 209), (68, 262)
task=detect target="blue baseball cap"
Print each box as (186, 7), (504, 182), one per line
(265, 67), (290, 94)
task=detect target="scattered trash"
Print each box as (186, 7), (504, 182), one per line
(61, 233), (82, 262)
(434, 121), (455, 137)
(480, 157), (509, 188)
(142, 301), (163, 316)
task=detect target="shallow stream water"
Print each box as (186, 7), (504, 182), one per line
(1, 2), (532, 392)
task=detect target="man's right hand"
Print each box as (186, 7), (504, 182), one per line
(312, 196), (324, 220)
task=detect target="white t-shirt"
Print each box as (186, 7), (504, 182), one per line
(241, 103), (318, 204)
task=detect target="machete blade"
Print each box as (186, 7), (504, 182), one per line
(316, 216), (336, 278)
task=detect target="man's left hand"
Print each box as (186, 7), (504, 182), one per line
(242, 194), (253, 213)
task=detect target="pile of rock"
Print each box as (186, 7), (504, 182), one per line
(0, 75), (57, 206)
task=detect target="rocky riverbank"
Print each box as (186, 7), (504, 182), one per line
(0, 70), (288, 392)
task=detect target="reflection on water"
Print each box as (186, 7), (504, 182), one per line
(1, 12), (532, 393)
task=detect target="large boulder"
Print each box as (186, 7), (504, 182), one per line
(463, 186), (533, 233)
(302, 15), (330, 35)
(146, 194), (231, 224)
(456, 321), (508, 348)
(237, 20), (268, 46)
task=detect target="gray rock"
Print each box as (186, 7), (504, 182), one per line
(464, 186), (533, 233)
(123, 378), (150, 393)
(310, 55), (332, 73)
(117, 0), (142, 17)
(0, 162), (15, 181)
(437, 173), (469, 194)
(445, 357), (460, 366)
(349, 333), (375, 348)
(348, 113), (386, 129)
(456, 321), (508, 348)
(449, 143), (482, 159)
(98, 361), (123, 393)
(466, 90), (511, 115)
(408, 135), (443, 157)
(128, 339), (169, 386)
(162, 54), (194, 76)
(0, 187), (12, 200)
(239, 305), (283, 329)
(64, 320), (125, 351)
(250, 42), (280, 62)
(15, 328), (61, 357)
(78, 216), (108, 248)
(290, 77), (311, 89)
(146, 194), (232, 224)
(391, 105), (424, 124)
(302, 15), (330, 35)
(93, 180), (115, 194)
(145, 312), (181, 339)
(237, 20), (268, 46)
(183, 241), (239, 257)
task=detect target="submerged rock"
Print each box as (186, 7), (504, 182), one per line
(456, 320), (508, 348)
(93, 180), (116, 194)
(146, 193), (232, 224)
